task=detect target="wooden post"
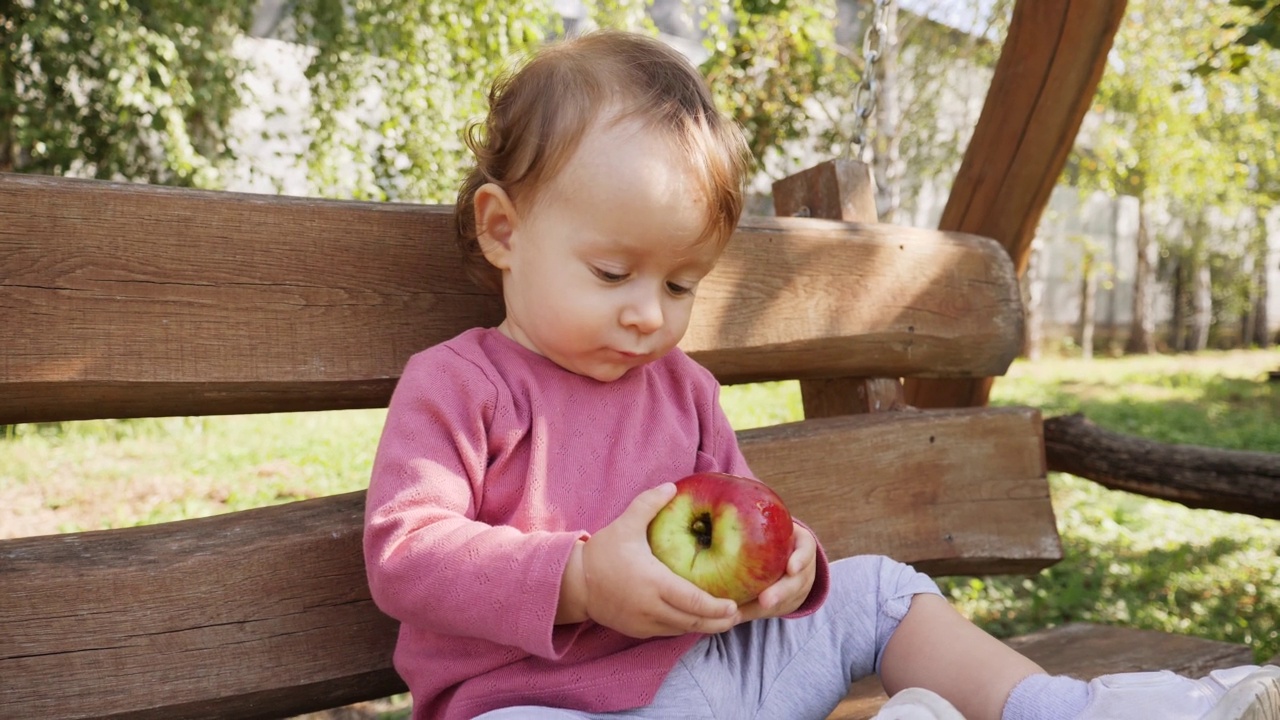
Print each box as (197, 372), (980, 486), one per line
(904, 0), (1128, 409)
(772, 159), (906, 417)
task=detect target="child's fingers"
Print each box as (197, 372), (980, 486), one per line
(731, 598), (765, 624)
(620, 483), (678, 528)
(788, 524), (817, 575)
(655, 603), (739, 636)
(754, 572), (802, 613)
(656, 572), (737, 621)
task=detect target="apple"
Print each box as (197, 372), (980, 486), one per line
(646, 472), (794, 604)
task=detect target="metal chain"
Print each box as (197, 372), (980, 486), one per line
(850, 0), (893, 154)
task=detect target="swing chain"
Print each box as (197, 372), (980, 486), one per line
(851, 0), (893, 152)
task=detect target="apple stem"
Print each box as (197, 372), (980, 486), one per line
(690, 514), (713, 550)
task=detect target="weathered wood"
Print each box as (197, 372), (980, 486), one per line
(0, 492), (405, 720)
(0, 174), (1023, 424)
(742, 406), (1060, 576)
(1045, 413), (1280, 519)
(0, 406), (1056, 720)
(905, 0), (1127, 410)
(801, 376), (907, 417)
(771, 158), (878, 222)
(772, 158), (907, 419)
(832, 623), (1257, 719)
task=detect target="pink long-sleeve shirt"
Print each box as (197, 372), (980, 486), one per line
(364, 328), (830, 720)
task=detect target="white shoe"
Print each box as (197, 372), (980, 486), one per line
(1080, 665), (1280, 720)
(873, 687), (966, 720)
(1202, 665), (1280, 720)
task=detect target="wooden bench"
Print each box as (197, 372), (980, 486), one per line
(0, 171), (1258, 720)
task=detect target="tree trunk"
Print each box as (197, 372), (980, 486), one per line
(1044, 413), (1280, 520)
(1170, 257), (1187, 351)
(1079, 253), (1097, 360)
(1253, 207), (1271, 349)
(1257, 281), (1272, 349)
(1243, 249), (1258, 348)
(873, 2), (903, 223)
(1024, 236), (1046, 360)
(1190, 258), (1212, 351)
(1126, 197), (1157, 353)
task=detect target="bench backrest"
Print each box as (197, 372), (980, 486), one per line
(0, 172), (1057, 719)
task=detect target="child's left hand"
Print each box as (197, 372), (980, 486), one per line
(733, 522), (817, 622)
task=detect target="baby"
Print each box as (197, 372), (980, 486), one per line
(363, 29), (1280, 720)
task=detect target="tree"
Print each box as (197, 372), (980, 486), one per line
(886, 1), (1012, 222)
(830, 0), (1013, 223)
(699, 1), (849, 175)
(286, 0), (561, 201)
(4, 0), (874, 205)
(1193, 0), (1280, 76)
(1, 0), (256, 186)
(1070, 0), (1263, 353)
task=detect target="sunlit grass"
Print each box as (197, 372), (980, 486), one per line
(967, 349), (1280, 662)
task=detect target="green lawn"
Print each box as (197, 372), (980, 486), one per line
(2, 349), (1278, 665)
(971, 350), (1280, 662)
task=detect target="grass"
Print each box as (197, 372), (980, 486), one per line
(982, 350), (1280, 662)
(2, 349), (1279, 675)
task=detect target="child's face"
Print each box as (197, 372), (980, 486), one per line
(480, 117), (720, 382)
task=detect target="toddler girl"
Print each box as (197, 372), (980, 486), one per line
(363, 29), (1280, 720)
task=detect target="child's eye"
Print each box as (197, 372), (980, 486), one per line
(592, 267), (627, 283)
(666, 281), (694, 296)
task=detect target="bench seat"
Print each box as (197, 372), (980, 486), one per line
(0, 172), (1265, 720)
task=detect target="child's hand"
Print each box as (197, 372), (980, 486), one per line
(578, 483), (740, 639)
(733, 523), (817, 623)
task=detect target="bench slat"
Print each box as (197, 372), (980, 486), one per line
(0, 173), (1023, 424)
(0, 406), (1053, 719)
(0, 491), (405, 720)
(743, 406), (1058, 576)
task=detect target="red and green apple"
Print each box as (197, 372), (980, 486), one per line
(646, 471), (794, 604)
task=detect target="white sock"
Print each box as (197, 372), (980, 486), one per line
(1002, 673), (1090, 720)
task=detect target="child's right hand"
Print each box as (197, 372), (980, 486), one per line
(574, 483), (740, 639)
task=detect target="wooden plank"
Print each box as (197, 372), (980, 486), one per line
(905, 0), (1127, 409)
(0, 492), (405, 720)
(771, 158), (878, 222)
(0, 173), (1023, 424)
(801, 376), (907, 416)
(741, 406), (1059, 575)
(832, 623), (1256, 720)
(771, 159), (907, 419)
(0, 407), (1054, 719)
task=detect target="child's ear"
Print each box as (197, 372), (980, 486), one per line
(474, 183), (517, 270)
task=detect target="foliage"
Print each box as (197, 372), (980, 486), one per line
(699, 0), (848, 168)
(1193, 0), (1280, 76)
(0, 0), (1018, 221)
(877, 0), (1013, 209)
(1068, 0), (1280, 350)
(1, 0), (255, 185)
(292, 0), (854, 201)
(2, 0), (881, 202)
(287, 0), (561, 201)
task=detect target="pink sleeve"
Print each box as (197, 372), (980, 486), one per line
(697, 374), (831, 616)
(363, 349), (583, 659)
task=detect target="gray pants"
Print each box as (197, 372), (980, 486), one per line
(475, 555), (941, 720)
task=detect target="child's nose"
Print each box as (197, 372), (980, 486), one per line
(620, 289), (664, 333)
